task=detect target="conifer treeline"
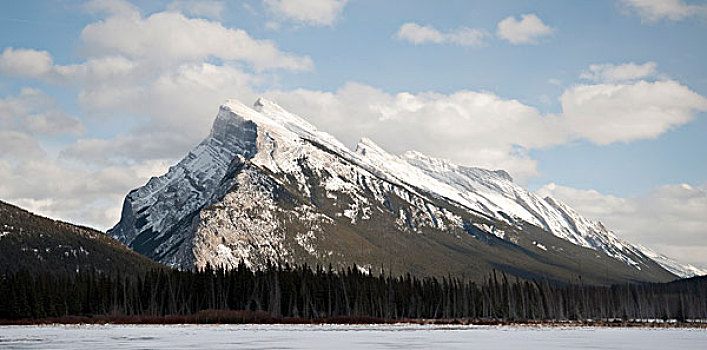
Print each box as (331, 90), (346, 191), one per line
(1, 263), (705, 322)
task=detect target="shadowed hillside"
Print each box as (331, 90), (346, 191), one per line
(0, 200), (161, 275)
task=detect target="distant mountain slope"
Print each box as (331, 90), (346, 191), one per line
(108, 98), (695, 284)
(0, 200), (161, 275)
(633, 244), (707, 279)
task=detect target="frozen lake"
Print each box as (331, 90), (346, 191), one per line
(1, 324), (705, 349)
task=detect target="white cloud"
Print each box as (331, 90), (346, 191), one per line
(396, 23), (445, 44)
(0, 89), (173, 231)
(0, 49), (139, 84)
(0, 88), (46, 123)
(619, 0), (707, 22)
(0, 131), (45, 159)
(53, 56), (138, 84)
(0, 47), (54, 77)
(265, 83), (561, 180)
(25, 111), (84, 136)
(64, 62), (257, 163)
(0, 2), (308, 229)
(80, 10), (313, 71)
(166, 0), (225, 19)
(2, 0), (706, 241)
(263, 0), (348, 27)
(83, 0), (140, 17)
(561, 80), (707, 144)
(537, 184), (632, 218)
(496, 14), (554, 44)
(395, 23), (489, 47)
(0, 88), (83, 137)
(0, 3), (305, 164)
(0, 155), (168, 230)
(580, 62), (658, 83)
(537, 182), (707, 267)
(264, 70), (706, 181)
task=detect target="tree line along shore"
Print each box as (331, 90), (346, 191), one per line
(1, 263), (705, 325)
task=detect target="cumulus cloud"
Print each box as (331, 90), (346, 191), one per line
(79, 10), (313, 71)
(166, 0), (225, 19)
(496, 14), (553, 44)
(0, 88), (83, 136)
(84, 0), (140, 17)
(0, 112), (152, 229)
(0, 47), (54, 77)
(264, 71), (706, 181)
(0, 1), (312, 229)
(580, 62), (658, 83)
(0, 89), (171, 230)
(537, 182), (707, 267)
(58, 62), (256, 165)
(64, 62), (257, 164)
(0, 155), (169, 230)
(619, 0), (707, 22)
(53, 56), (138, 84)
(25, 111), (84, 136)
(561, 80), (707, 144)
(0, 2), (305, 163)
(0, 88), (46, 122)
(0, 48), (139, 84)
(0, 131), (45, 159)
(263, 0), (348, 27)
(395, 23), (489, 47)
(266, 83), (559, 179)
(1, 0), (705, 238)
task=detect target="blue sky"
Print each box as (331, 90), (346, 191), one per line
(1, 0), (706, 266)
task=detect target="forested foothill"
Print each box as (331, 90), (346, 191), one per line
(2, 263), (705, 325)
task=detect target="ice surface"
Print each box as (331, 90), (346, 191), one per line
(1, 324), (705, 350)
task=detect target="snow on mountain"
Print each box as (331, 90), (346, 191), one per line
(633, 244), (707, 279)
(352, 135), (685, 274)
(108, 102), (260, 266)
(365, 140), (702, 278)
(396, 151), (642, 267)
(109, 97), (701, 279)
(387, 149), (704, 278)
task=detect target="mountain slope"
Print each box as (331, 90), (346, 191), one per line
(108, 98), (695, 284)
(0, 200), (160, 275)
(633, 244), (706, 278)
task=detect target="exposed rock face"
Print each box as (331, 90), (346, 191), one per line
(108, 98), (702, 282)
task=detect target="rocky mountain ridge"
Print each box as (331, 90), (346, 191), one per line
(108, 98), (704, 282)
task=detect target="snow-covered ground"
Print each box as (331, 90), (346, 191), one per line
(1, 324), (705, 349)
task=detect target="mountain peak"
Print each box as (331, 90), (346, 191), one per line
(108, 98), (700, 280)
(252, 97), (319, 134)
(495, 170), (513, 182)
(355, 137), (390, 158)
(221, 98), (258, 118)
(214, 99), (279, 138)
(216, 97), (316, 139)
(253, 97), (285, 113)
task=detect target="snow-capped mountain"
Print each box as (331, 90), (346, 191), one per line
(632, 244), (707, 279)
(109, 98), (701, 282)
